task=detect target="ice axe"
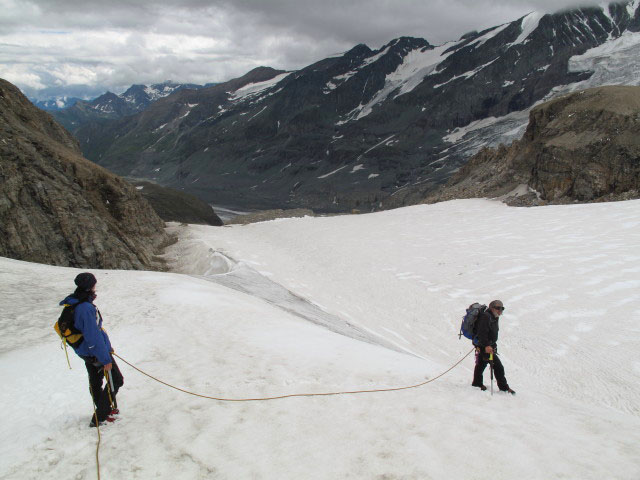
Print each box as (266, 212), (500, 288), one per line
(104, 369), (117, 409)
(489, 353), (494, 396)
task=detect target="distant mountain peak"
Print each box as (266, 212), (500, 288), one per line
(344, 44), (373, 58)
(49, 81), (205, 132)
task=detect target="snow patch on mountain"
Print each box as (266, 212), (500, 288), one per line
(323, 47), (395, 95)
(248, 106), (268, 121)
(144, 85), (175, 101)
(510, 12), (545, 46)
(318, 165), (349, 179)
(445, 116), (502, 144)
(361, 45), (392, 67)
(325, 71), (358, 93)
(599, 2), (615, 24)
(337, 43), (459, 124)
(394, 43), (461, 96)
(434, 57), (499, 89)
(93, 103), (114, 113)
(230, 73), (291, 102)
(440, 108), (530, 162)
(468, 23), (511, 48)
(357, 134), (396, 162)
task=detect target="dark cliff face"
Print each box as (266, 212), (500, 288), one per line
(72, 2), (639, 212)
(527, 86), (640, 202)
(130, 180), (223, 226)
(425, 85), (640, 205)
(0, 78), (171, 269)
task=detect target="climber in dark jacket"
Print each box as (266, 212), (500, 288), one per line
(472, 300), (515, 394)
(59, 272), (124, 427)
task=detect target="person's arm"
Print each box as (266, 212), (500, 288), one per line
(75, 304), (112, 366)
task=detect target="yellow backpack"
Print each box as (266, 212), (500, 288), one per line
(54, 302), (86, 368)
(54, 302), (85, 348)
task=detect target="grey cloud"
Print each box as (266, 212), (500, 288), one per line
(202, 0), (607, 45)
(0, 0), (613, 99)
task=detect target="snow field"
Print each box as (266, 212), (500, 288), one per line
(179, 200), (640, 413)
(1, 199), (639, 479)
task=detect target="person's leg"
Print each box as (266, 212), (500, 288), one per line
(85, 360), (112, 422)
(472, 349), (488, 387)
(85, 360), (103, 404)
(492, 355), (510, 391)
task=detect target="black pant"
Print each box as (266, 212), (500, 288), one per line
(472, 348), (509, 391)
(84, 356), (124, 421)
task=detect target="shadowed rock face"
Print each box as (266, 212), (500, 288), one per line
(425, 86), (640, 205)
(129, 180), (223, 226)
(0, 78), (171, 269)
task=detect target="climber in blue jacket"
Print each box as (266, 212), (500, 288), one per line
(60, 272), (123, 427)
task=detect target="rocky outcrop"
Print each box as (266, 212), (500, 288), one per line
(0, 78), (171, 269)
(130, 180), (223, 226)
(425, 85), (640, 205)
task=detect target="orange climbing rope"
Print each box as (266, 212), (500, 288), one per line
(88, 348), (474, 479)
(113, 349), (475, 401)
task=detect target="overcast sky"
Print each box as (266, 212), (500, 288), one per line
(0, 0), (606, 99)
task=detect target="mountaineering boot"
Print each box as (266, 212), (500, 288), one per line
(501, 388), (516, 395)
(89, 414), (116, 428)
(472, 383), (487, 391)
(110, 408), (120, 415)
(89, 417), (103, 428)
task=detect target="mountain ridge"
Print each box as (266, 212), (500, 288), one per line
(0, 78), (172, 269)
(71, 1), (640, 212)
(48, 81), (205, 133)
